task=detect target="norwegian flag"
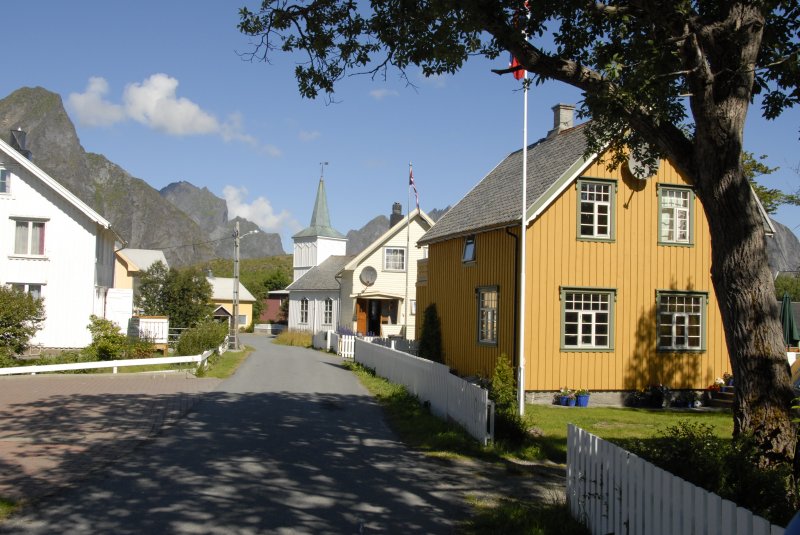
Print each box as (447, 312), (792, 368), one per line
(509, 53), (525, 80)
(409, 165), (419, 210)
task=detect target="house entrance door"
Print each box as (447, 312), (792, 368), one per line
(356, 299), (367, 335)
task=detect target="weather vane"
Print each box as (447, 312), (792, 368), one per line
(320, 161), (329, 179)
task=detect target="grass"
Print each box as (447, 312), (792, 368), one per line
(274, 330), (313, 348)
(0, 497), (18, 522)
(345, 361), (736, 534)
(199, 346), (253, 379)
(524, 405), (734, 463)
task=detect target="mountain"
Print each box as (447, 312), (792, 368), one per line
(345, 205), (451, 256)
(0, 87), (284, 266)
(767, 219), (800, 274)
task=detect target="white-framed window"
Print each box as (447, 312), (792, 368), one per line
(657, 292), (706, 351)
(383, 247), (406, 271)
(477, 286), (498, 345)
(410, 300), (417, 315)
(462, 236), (476, 263)
(561, 288), (615, 350)
(323, 298), (333, 325)
(238, 314), (247, 326)
(300, 298), (309, 324)
(13, 219), (46, 256)
(11, 283), (42, 300)
(659, 186), (693, 244)
(0, 168), (9, 194)
(578, 180), (614, 240)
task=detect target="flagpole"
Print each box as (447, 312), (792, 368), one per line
(404, 163), (412, 340)
(518, 73), (528, 415)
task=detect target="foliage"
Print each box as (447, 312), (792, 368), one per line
(0, 285), (45, 355)
(744, 152), (799, 214)
(134, 260), (169, 315)
(418, 303), (442, 363)
(135, 262), (212, 329)
(464, 496), (589, 535)
(490, 354), (528, 445)
(775, 274), (800, 301)
(238, 0), (800, 470)
(86, 315), (156, 361)
(200, 346), (253, 379)
(274, 329), (312, 347)
(175, 321), (228, 356)
(625, 384), (672, 408)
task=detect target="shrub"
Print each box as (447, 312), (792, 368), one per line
(0, 286), (45, 355)
(176, 321), (228, 356)
(489, 354), (527, 445)
(418, 303), (442, 363)
(86, 316), (129, 361)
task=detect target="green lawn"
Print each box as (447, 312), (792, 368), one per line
(524, 405), (734, 463)
(200, 346), (252, 378)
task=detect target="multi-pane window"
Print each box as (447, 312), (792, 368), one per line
(384, 247), (406, 271)
(658, 292), (705, 350)
(0, 168), (9, 193)
(562, 290), (614, 349)
(323, 298), (333, 325)
(11, 283), (42, 300)
(300, 298), (309, 324)
(462, 236), (476, 262)
(477, 287), (498, 345)
(14, 220), (45, 256)
(660, 187), (692, 244)
(578, 181), (613, 239)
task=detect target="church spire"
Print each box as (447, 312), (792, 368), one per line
(292, 167), (345, 239)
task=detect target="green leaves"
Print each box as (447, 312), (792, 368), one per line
(0, 286), (45, 355)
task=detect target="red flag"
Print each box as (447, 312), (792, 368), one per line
(409, 165), (419, 210)
(509, 53), (525, 80)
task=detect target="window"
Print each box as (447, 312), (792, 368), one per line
(462, 236), (476, 263)
(383, 247), (406, 271)
(659, 186), (693, 245)
(578, 180), (614, 240)
(657, 292), (706, 351)
(0, 168), (9, 193)
(300, 298), (309, 324)
(410, 300), (416, 315)
(561, 288), (615, 350)
(477, 287), (498, 345)
(11, 283), (42, 300)
(323, 298), (333, 325)
(238, 314), (247, 326)
(14, 220), (46, 256)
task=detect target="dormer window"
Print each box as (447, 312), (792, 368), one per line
(462, 236), (476, 263)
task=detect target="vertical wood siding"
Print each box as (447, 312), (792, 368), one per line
(419, 228), (518, 378)
(524, 158), (728, 390)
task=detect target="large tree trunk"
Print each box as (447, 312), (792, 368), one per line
(689, 4), (797, 469)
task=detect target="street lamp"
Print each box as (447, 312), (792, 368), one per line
(230, 221), (259, 350)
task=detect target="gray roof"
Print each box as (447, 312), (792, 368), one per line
(207, 277), (257, 302)
(118, 248), (169, 270)
(420, 124), (589, 244)
(286, 255), (354, 291)
(293, 178), (346, 239)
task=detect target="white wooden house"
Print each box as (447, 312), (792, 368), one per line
(339, 208), (433, 339)
(0, 131), (121, 349)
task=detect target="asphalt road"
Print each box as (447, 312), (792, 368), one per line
(1, 334), (473, 534)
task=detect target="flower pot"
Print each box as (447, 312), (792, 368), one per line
(559, 396), (569, 406)
(568, 397), (576, 407)
(576, 394), (590, 407)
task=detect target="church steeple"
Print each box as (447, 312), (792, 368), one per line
(293, 178), (345, 239)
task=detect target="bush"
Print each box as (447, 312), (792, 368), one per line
(418, 303), (442, 363)
(175, 321), (228, 356)
(0, 286), (45, 355)
(86, 316), (130, 360)
(489, 354), (528, 445)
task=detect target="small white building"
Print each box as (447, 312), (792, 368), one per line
(0, 130), (121, 349)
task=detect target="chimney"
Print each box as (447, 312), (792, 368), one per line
(389, 202), (404, 227)
(547, 104), (575, 138)
(10, 128), (32, 160)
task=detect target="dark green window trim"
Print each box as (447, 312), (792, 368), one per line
(657, 184), (695, 247)
(655, 290), (708, 352)
(560, 286), (617, 351)
(476, 285), (499, 346)
(576, 178), (617, 242)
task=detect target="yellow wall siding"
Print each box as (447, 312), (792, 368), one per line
(524, 158), (729, 391)
(420, 228), (518, 378)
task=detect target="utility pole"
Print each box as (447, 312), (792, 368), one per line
(231, 220), (240, 350)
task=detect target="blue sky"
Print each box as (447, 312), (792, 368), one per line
(3, 2), (799, 251)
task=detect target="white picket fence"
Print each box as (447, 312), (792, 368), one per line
(324, 332), (354, 359)
(567, 425), (785, 535)
(354, 339), (493, 445)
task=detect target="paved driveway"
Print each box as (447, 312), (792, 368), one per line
(1, 335), (481, 534)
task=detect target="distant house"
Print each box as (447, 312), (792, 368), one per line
(261, 289), (288, 323)
(0, 130), (121, 349)
(416, 104), (769, 394)
(208, 276), (257, 330)
(108, 248), (169, 331)
(338, 205), (433, 338)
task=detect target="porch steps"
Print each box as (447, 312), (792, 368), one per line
(708, 388), (734, 409)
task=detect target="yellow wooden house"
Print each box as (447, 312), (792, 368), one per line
(417, 105), (772, 393)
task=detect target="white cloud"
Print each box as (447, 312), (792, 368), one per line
(299, 130), (320, 142)
(223, 185), (299, 233)
(68, 75), (281, 157)
(123, 74), (218, 136)
(68, 77), (126, 127)
(369, 88), (399, 100)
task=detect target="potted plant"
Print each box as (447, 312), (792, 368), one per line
(575, 388), (590, 407)
(557, 387), (574, 406)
